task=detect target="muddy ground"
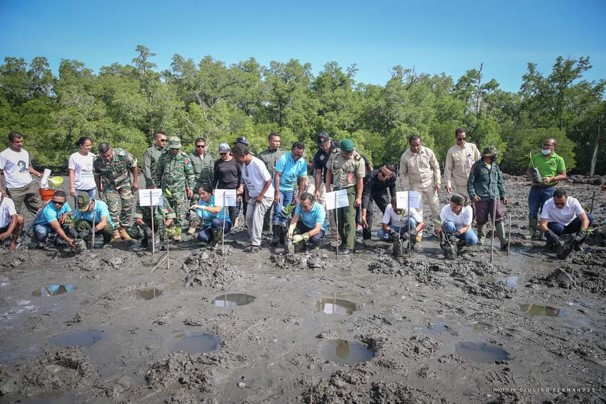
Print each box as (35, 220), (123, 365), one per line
(1, 175), (605, 404)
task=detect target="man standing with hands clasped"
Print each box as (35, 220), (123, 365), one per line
(325, 138), (365, 255)
(467, 146), (509, 250)
(399, 135), (441, 239)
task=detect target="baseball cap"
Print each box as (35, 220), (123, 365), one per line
(168, 137), (182, 149)
(76, 192), (91, 212)
(316, 132), (330, 146)
(219, 143), (231, 153)
(236, 136), (249, 146)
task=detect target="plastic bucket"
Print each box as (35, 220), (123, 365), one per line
(39, 188), (55, 202)
(49, 176), (64, 187)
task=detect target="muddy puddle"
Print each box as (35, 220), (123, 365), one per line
(319, 339), (375, 364)
(422, 322), (457, 336)
(131, 288), (163, 300)
(519, 303), (563, 317)
(48, 329), (103, 347)
(455, 341), (511, 363)
(315, 297), (357, 315)
(32, 284), (76, 297)
(496, 276), (518, 289)
(212, 293), (255, 308)
(168, 331), (222, 354)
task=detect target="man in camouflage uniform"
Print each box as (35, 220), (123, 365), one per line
(259, 132), (285, 232)
(142, 132), (167, 188)
(130, 194), (176, 248)
(153, 136), (195, 240)
(93, 142), (139, 242)
(186, 137), (214, 235)
(325, 138), (365, 255)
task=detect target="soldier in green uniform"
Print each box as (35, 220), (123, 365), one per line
(153, 136), (195, 240)
(129, 194), (176, 248)
(93, 142), (139, 242)
(186, 137), (215, 235)
(259, 132), (285, 232)
(142, 132), (167, 188)
(325, 138), (365, 255)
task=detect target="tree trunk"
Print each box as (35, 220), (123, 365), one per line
(589, 112), (603, 176)
(475, 63), (483, 116)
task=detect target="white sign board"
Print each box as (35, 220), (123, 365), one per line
(325, 189), (349, 210)
(138, 189), (164, 206)
(396, 191), (421, 211)
(215, 189), (238, 207)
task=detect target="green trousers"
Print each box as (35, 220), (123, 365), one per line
(334, 186), (356, 249)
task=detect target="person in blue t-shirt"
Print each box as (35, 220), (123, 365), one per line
(287, 192), (327, 248)
(71, 192), (115, 245)
(191, 184), (231, 247)
(271, 141), (308, 245)
(33, 190), (76, 249)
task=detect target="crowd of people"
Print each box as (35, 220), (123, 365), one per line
(0, 129), (601, 256)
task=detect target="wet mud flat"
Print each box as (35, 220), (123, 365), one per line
(1, 177), (605, 403)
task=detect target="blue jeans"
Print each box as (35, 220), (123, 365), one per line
(376, 218), (417, 241)
(34, 223), (69, 243)
(273, 190), (294, 227)
(198, 219), (232, 242)
(547, 213), (593, 236)
(443, 221), (479, 246)
(296, 222), (325, 245)
(528, 186), (556, 219)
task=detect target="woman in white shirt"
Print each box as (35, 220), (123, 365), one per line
(68, 137), (97, 200)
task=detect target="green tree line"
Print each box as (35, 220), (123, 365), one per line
(1, 45), (604, 175)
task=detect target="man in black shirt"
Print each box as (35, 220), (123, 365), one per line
(360, 164), (397, 240)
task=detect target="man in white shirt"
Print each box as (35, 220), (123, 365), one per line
(232, 143), (274, 252)
(437, 193), (479, 246)
(539, 188), (592, 250)
(0, 190), (24, 251)
(377, 197), (425, 241)
(0, 131), (43, 215)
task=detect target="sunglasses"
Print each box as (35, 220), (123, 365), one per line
(196, 145), (206, 148)
(159, 139), (168, 142)
(52, 200), (65, 206)
(456, 137), (465, 141)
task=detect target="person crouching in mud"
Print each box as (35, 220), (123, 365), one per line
(190, 184), (232, 248)
(287, 192), (327, 251)
(129, 193), (176, 249)
(436, 194), (478, 258)
(539, 188), (593, 259)
(71, 192), (115, 247)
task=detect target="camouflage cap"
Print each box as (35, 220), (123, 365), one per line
(76, 192), (91, 212)
(167, 136), (182, 149)
(482, 146), (497, 156)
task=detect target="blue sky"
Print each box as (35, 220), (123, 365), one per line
(1, 0), (604, 92)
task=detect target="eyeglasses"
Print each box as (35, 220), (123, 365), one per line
(52, 200), (65, 206)
(196, 145), (206, 148)
(456, 137), (465, 141)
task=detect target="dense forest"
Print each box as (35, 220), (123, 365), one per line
(1, 45), (604, 175)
